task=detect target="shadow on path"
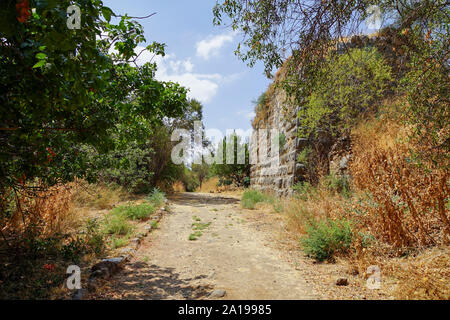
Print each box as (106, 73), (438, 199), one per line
(103, 262), (212, 300)
(168, 192), (239, 207)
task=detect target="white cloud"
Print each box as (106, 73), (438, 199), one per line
(237, 109), (256, 120)
(196, 32), (235, 60)
(129, 46), (241, 104)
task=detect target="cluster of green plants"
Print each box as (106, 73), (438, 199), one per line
(301, 219), (353, 262)
(101, 188), (166, 248)
(188, 216), (211, 241)
(241, 189), (269, 209)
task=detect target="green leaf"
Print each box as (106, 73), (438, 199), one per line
(36, 53), (47, 60)
(102, 7), (114, 22)
(32, 60), (46, 69)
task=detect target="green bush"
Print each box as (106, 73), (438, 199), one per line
(300, 47), (392, 138)
(241, 190), (267, 209)
(112, 203), (155, 221)
(301, 219), (353, 261)
(84, 218), (106, 257)
(110, 236), (130, 249)
(147, 188), (166, 207)
(322, 174), (351, 198)
(103, 214), (133, 236)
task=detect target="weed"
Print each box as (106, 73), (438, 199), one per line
(192, 222), (211, 231)
(147, 188), (166, 207)
(301, 219), (353, 261)
(149, 220), (159, 229)
(189, 231), (202, 241)
(241, 190), (267, 209)
(112, 203), (155, 221)
(103, 214), (133, 236)
(110, 235), (129, 249)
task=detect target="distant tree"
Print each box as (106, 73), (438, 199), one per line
(212, 133), (250, 187)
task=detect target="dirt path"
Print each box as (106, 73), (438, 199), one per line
(98, 192), (319, 300)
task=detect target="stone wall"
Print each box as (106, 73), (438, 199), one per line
(249, 84), (305, 196)
(250, 34), (400, 195)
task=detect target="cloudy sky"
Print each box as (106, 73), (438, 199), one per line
(104, 0), (272, 134)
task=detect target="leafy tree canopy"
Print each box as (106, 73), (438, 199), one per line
(0, 0), (189, 190)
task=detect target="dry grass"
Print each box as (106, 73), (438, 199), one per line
(1, 183), (80, 238)
(277, 98), (449, 299)
(172, 181), (186, 193)
(195, 177), (219, 193)
(350, 105), (449, 248)
(72, 180), (130, 210)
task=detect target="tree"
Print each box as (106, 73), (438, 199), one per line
(213, 0), (449, 165)
(0, 0), (188, 193)
(97, 99), (205, 193)
(192, 163), (210, 189)
(211, 133), (251, 187)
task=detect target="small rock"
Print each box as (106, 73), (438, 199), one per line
(144, 225), (152, 231)
(208, 271), (216, 279)
(102, 257), (125, 264)
(161, 207), (166, 211)
(120, 247), (135, 254)
(209, 289), (226, 298)
(336, 278), (349, 286)
(130, 238), (140, 245)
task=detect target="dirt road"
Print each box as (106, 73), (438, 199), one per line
(98, 192), (319, 300)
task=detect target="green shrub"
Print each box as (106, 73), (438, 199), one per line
(322, 174), (351, 198)
(85, 218), (106, 257)
(241, 190), (267, 209)
(147, 188), (166, 207)
(301, 219), (353, 261)
(112, 203), (155, 220)
(103, 214), (133, 236)
(110, 236), (129, 249)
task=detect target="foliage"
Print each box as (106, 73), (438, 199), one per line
(111, 203), (155, 221)
(147, 188), (166, 207)
(301, 219), (353, 262)
(291, 181), (315, 200)
(241, 189), (267, 209)
(321, 174), (351, 198)
(97, 99), (203, 194)
(103, 213), (133, 236)
(211, 133), (251, 187)
(180, 167), (200, 192)
(0, 0), (189, 194)
(192, 163), (210, 189)
(299, 47), (392, 138)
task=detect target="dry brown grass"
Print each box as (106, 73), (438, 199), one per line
(1, 183), (79, 238)
(172, 181), (186, 193)
(350, 107), (449, 248)
(72, 180), (130, 210)
(278, 98), (449, 299)
(195, 177), (219, 193)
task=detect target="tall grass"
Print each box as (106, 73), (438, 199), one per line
(241, 190), (268, 209)
(351, 112), (449, 248)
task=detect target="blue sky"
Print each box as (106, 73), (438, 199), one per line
(103, 0), (272, 134)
